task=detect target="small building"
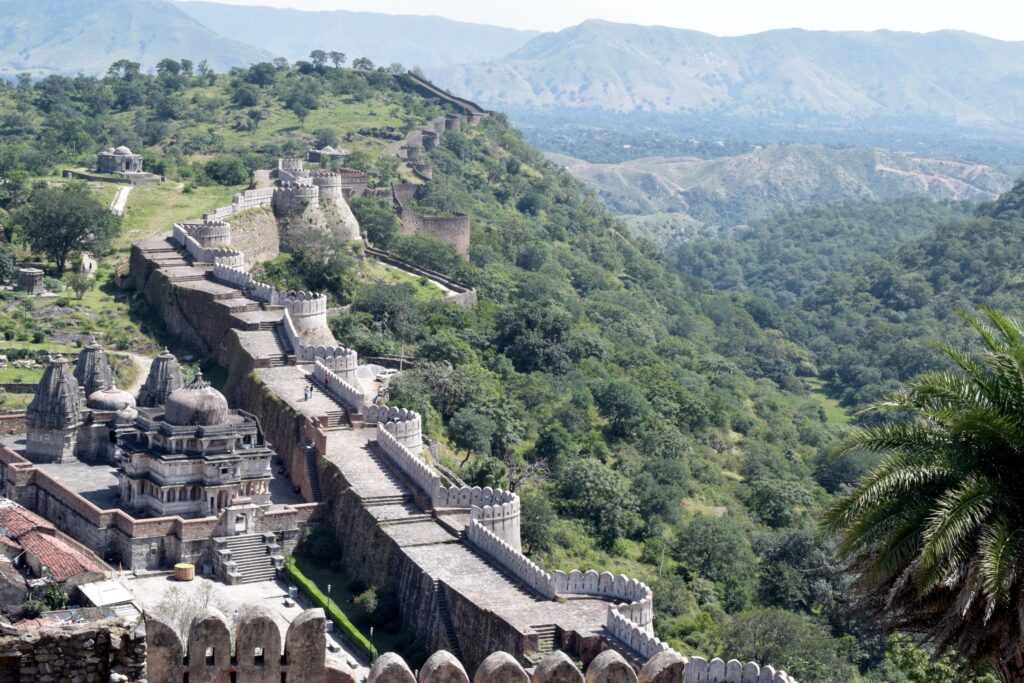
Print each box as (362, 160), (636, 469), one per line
(307, 145), (350, 163)
(97, 146), (143, 175)
(14, 268), (44, 295)
(19, 530), (106, 583)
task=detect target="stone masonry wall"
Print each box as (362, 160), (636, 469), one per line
(0, 617), (147, 683)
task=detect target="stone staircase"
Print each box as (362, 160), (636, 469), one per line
(306, 375), (351, 429)
(303, 444), (323, 502)
(214, 533), (284, 584)
(363, 492), (413, 507)
(525, 625), (558, 665)
(267, 325), (289, 367)
(433, 579), (464, 661)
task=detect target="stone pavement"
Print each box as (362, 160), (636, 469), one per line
(318, 424), (614, 641)
(125, 573), (369, 677)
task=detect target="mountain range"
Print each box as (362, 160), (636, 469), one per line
(550, 144), (1015, 245)
(173, 1), (537, 69)
(435, 20), (1024, 128)
(0, 0), (272, 77)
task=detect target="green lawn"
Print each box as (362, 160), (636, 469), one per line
(292, 555), (406, 657)
(362, 260), (445, 304)
(116, 182), (241, 251)
(0, 366), (43, 383)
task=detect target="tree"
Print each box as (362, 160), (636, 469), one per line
(246, 62), (277, 87)
(352, 57), (375, 71)
(350, 196), (399, 248)
(673, 514), (756, 612)
(0, 242), (15, 285)
(204, 157), (249, 185)
(721, 609), (857, 683)
(13, 183), (118, 274)
(64, 272), (94, 300)
(823, 309), (1024, 681)
(309, 50), (328, 71)
(448, 407), (495, 465)
(329, 51), (346, 68)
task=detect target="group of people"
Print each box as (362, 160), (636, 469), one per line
(303, 384), (314, 401)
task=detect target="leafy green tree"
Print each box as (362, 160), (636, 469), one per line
(204, 157), (248, 185)
(350, 196), (399, 248)
(823, 309), (1024, 681)
(247, 62), (277, 87)
(721, 609), (857, 683)
(309, 50), (328, 71)
(13, 183), (118, 274)
(448, 407), (496, 464)
(558, 459), (638, 550)
(352, 57), (375, 71)
(674, 514), (756, 612)
(64, 272), (94, 299)
(520, 488), (557, 554)
(0, 242), (14, 285)
(328, 51), (346, 68)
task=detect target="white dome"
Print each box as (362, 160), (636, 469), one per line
(114, 145), (132, 155)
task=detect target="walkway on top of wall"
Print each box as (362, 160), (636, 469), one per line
(253, 364), (614, 643)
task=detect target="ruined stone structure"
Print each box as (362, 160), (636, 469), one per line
(271, 159), (363, 241)
(391, 184), (471, 256)
(25, 355), (82, 463)
(14, 267), (44, 295)
(97, 145), (143, 175)
(308, 145), (351, 163)
(0, 615), (147, 682)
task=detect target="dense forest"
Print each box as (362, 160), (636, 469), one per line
(673, 191), (1024, 407)
(0, 58), (1011, 682)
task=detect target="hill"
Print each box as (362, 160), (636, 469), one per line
(550, 144), (1013, 246)
(436, 20), (1024, 129)
(175, 1), (538, 69)
(0, 57), (1000, 682)
(0, 0), (271, 77)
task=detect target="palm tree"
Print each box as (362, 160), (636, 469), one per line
(823, 308), (1024, 682)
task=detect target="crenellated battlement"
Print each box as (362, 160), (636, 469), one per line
(310, 169), (346, 200)
(281, 290), (329, 331)
(146, 607), (351, 683)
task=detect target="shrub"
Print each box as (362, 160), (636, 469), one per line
(204, 157), (249, 185)
(283, 558), (376, 658)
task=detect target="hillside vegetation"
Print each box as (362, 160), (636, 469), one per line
(551, 145), (1010, 245)
(0, 59), (1002, 682)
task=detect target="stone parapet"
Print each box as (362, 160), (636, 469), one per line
(365, 405), (422, 452)
(147, 606), (352, 683)
(466, 519), (553, 598)
(377, 427), (438, 500)
(313, 359), (366, 410)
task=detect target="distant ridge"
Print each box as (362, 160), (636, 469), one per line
(435, 20), (1024, 127)
(174, 1), (538, 69)
(0, 0), (271, 77)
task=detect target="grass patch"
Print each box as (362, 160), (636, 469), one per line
(804, 378), (850, 425)
(115, 182), (241, 250)
(284, 556), (378, 659)
(0, 367), (43, 383)
(361, 260), (445, 304)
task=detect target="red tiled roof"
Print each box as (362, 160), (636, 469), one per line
(0, 501), (54, 540)
(0, 534), (20, 550)
(19, 531), (106, 582)
(12, 618), (60, 629)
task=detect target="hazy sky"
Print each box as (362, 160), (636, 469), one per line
(179, 0), (1024, 40)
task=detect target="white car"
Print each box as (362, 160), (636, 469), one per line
(376, 368), (400, 381)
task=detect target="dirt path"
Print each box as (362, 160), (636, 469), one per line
(109, 186), (132, 216)
(111, 352), (153, 394)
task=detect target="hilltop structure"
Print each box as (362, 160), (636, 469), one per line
(97, 145), (143, 175)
